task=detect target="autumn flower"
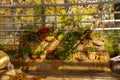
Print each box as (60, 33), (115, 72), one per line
(37, 27), (51, 34)
(4, 46), (17, 51)
(47, 50), (54, 54)
(37, 27), (51, 40)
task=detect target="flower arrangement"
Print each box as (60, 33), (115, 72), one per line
(37, 50), (47, 55)
(37, 27), (51, 40)
(84, 47), (98, 59)
(4, 46), (17, 54)
(32, 48), (46, 55)
(4, 46), (17, 51)
(37, 27), (51, 36)
(32, 49), (47, 59)
(55, 31), (78, 60)
(47, 50), (54, 54)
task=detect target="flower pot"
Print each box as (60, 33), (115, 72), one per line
(31, 54), (38, 59)
(39, 55), (46, 59)
(23, 54), (29, 59)
(46, 54), (55, 59)
(57, 56), (63, 60)
(88, 52), (96, 60)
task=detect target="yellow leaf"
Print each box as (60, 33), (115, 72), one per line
(34, 0), (41, 4)
(60, 10), (66, 14)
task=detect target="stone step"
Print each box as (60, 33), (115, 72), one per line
(11, 59), (111, 73)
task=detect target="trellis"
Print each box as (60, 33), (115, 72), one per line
(0, 0), (119, 45)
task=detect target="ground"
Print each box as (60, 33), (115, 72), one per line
(0, 59), (120, 80)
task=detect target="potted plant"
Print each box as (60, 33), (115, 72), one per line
(84, 47), (98, 59)
(46, 50), (55, 59)
(27, 32), (40, 42)
(37, 27), (51, 41)
(55, 50), (65, 60)
(105, 31), (120, 57)
(37, 50), (47, 59)
(60, 31), (78, 61)
(4, 46), (17, 55)
(31, 51), (38, 59)
(72, 29), (92, 45)
(21, 46), (31, 59)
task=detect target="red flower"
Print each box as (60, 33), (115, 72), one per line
(37, 27), (51, 40)
(47, 50), (54, 54)
(37, 27), (51, 34)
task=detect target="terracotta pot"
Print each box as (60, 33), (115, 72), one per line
(87, 52), (96, 60)
(57, 56), (63, 60)
(39, 55), (46, 59)
(31, 54), (38, 59)
(71, 53), (77, 59)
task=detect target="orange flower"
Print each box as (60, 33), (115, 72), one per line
(4, 46), (17, 51)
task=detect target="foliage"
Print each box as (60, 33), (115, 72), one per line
(84, 47), (98, 52)
(72, 29), (92, 44)
(34, 4), (45, 18)
(117, 44), (120, 54)
(72, 30), (83, 40)
(54, 29), (92, 60)
(72, 29), (92, 41)
(21, 46), (31, 55)
(20, 32), (39, 44)
(34, 4), (46, 26)
(33, 50), (47, 55)
(0, 44), (4, 50)
(23, 24), (37, 31)
(27, 32), (40, 42)
(5, 50), (17, 55)
(4, 46), (17, 54)
(91, 31), (104, 40)
(19, 27), (93, 60)
(105, 31), (120, 57)
(82, 29), (92, 40)
(57, 31), (78, 60)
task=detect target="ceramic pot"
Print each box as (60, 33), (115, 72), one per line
(88, 52), (96, 60)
